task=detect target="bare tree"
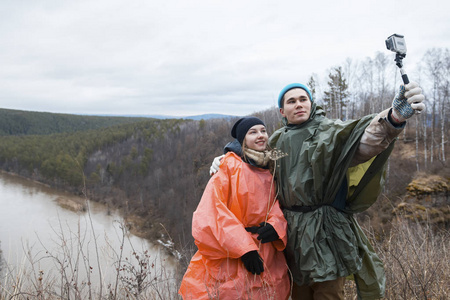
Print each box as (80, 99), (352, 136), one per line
(439, 49), (450, 162)
(423, 48), (444, 164)
(343, 58), (359, 120)
(373, 52), (393, 111)
(357, 57), (376, 116)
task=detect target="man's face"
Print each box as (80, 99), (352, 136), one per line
(279, 88), (312, 125)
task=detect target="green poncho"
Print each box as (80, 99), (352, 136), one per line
(269, 103), (395, 300)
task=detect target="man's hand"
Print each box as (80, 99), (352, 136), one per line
(391, 81), (425, 123)
(209, 154), (224, 176)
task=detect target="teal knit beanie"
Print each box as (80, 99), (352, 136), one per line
(277, 83), (313, 108)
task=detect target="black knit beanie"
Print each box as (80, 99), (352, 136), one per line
(231, 117), (265, 145)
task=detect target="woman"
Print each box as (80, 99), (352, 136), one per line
(179, 117), (290, 300)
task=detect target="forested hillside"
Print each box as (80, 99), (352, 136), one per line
(0, 108), (150, 135)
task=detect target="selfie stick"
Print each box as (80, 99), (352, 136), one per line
(394, 53), (409, 84)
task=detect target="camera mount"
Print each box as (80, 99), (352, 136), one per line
(394, 52), (409, 84)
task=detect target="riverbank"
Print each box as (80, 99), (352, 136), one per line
(122, 213), (182, 259)
(0, 170), (181, 299)
(0, 170), (182, 260)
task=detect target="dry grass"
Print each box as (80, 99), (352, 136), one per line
(2, 217), (448, 299)
(345, 217), (450, 300)
(0, 219), (181, 300)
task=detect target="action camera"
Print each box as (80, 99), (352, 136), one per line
(385, 34), (407, 55)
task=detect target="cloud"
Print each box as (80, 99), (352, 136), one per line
(1, 0), (450, 116)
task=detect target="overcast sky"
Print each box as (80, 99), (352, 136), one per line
(1, 0), (449, 117)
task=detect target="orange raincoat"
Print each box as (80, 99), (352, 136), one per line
(179, 152), (290, 300)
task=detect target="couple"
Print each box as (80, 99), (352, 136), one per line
(179, 81), (425, 300)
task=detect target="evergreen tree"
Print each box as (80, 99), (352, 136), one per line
(307, 74), (317, 101)
(323, 66), (349, 119)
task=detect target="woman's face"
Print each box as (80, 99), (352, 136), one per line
(244, 124), (268, 151)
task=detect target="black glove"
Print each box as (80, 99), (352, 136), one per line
(240, 250), (264, 275)
(246, 222), (279, 244)
(245, 225), (260, 234)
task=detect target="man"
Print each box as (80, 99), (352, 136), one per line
(211, 81), (425, 299)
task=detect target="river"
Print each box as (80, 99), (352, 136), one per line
(0, 171), (178, 298)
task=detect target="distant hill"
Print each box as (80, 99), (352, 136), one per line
(0, 108), (152, 136)
(0, 108), (240, 137)
(88, 113), (239, 120)
(182, 113), (239, 120)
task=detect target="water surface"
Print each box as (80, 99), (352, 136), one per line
(0, 172), (174, 289)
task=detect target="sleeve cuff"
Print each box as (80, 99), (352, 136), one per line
(387, 108), (406, 129)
